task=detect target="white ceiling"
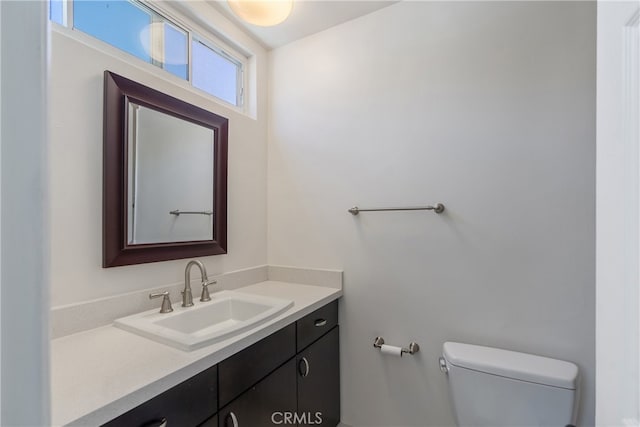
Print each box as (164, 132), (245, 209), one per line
(207, 0), (399, 49)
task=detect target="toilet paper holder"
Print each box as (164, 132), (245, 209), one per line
(373, 336), (420, 355)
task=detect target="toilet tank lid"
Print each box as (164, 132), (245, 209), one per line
(443, 342), (579, 390)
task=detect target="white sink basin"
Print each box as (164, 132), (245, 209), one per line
(114, 291), (294, 351)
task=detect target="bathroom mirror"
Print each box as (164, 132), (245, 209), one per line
(103, 71), (228, 267)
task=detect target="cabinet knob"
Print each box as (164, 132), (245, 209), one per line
(226, 411), (239, 427)
(299, 357), (310, 377)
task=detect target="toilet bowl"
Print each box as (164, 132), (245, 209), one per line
(441, 341), (579, 427)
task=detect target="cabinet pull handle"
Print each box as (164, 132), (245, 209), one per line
(299, 357), (310, 377)
(227, 412), (239, 427)
(140, 418), (167, 427)
(314, 319), (327, 327)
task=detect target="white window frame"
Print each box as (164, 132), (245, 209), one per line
(57, 0), (247, 110)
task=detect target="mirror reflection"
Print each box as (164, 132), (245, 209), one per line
(103, 71), (227, 267)
(127, 102), (215, 244)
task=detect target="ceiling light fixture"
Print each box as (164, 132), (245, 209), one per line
(227, 0), (294, 27)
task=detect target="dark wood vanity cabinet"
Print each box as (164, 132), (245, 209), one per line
(102, 300), (340, 427)
(217, 301), (340, 427)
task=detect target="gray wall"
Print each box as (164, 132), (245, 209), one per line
(268, 2), (596, 425)
(1, 1), (50, 425)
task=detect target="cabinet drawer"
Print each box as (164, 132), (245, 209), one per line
(102, 364), (217, 427)
(218, 323), (295, 407)
(297, 300), (338, 352)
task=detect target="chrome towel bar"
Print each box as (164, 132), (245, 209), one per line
(170, 210), (213, 216)
(348, 203), (444, 215)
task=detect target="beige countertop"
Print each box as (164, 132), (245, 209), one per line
(51, 281), (342, 426)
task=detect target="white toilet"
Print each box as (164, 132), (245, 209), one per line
(441, 342), (580, 427)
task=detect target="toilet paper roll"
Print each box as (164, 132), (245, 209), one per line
(380, 344), (403, 357)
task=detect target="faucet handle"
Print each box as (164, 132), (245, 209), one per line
(149, 291), (173, 313)
(200, 280), (217, 302)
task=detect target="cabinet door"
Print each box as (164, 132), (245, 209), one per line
(218, 359), (297, 427)
(297, 326), (340, 427)
(198, 414), (217, 427)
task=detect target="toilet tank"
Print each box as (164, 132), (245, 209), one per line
(442, 342), (579, 427)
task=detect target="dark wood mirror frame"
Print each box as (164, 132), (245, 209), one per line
(103, 71), (228, 267)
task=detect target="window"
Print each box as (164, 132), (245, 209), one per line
(51, 0), (245, 107)
(192, 38), (242, 106)
(73, 1), (188, 80)
(162, 23), (189, 80)
(50, 0), (65, 25)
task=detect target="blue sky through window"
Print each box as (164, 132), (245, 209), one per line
(74, 1), (151, 63)
(50, 0), (64, 25)
(51, 0), (242, 105)
(163, 23), (188, 80)
(192, 41), (238, 105)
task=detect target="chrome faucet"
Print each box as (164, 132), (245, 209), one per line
(183, 260), (208, 307)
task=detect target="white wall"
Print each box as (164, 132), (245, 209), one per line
(49, 5), (269, 306)
(1, 1), (50, 425)
(268, 2), (596, 426)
